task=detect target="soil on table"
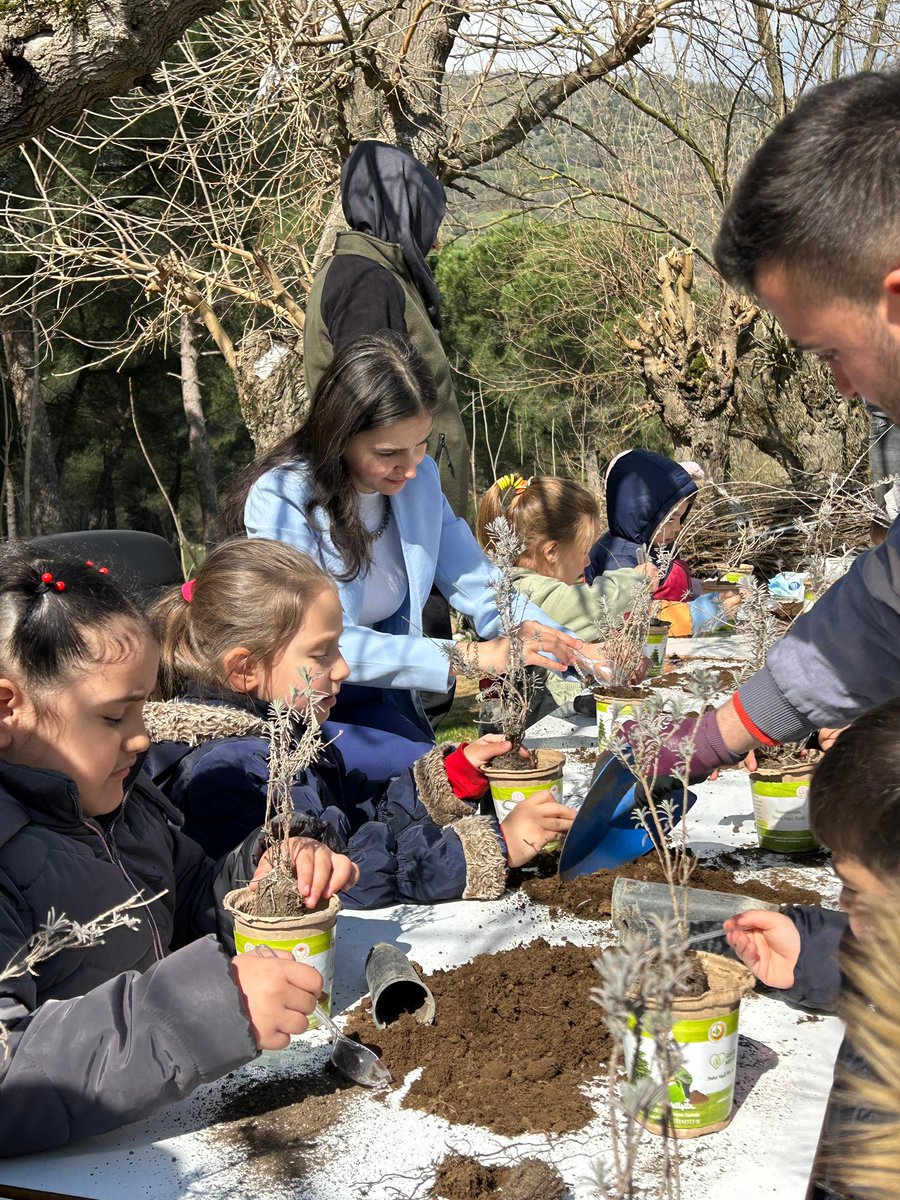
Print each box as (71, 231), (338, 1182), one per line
(346, 939), (613, 1137)
(430, 1153), (565, 1200)
(593, 683), (652, 702)
(521, 853), (823, 921)
(651, 664), (745, 693)
(755, 745), (823, 771)
(200, 1062), (353, 1188)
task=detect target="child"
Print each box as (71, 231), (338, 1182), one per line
(475, 473), (654, 639)
(585, 448), (739, 635)
(0, 545), (357, 1156)
(145, 538), (574, 906)
(723, 699), (900, 1200)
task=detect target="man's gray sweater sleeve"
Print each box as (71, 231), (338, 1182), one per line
(737, 526), (900, 742)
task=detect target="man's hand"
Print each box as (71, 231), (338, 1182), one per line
(252, 837), (360, 909)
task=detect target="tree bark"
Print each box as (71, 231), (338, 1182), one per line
(0, 0), (229, 155)
(0, 310), (62, 536)
(179, 311), (220, 544)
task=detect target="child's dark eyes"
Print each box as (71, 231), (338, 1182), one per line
(104, 715), (124, 727)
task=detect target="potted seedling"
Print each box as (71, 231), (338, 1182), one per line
(224, 684), (341, 1024)
(596, 676), (753, 1142)
(450, 516), (564, 825)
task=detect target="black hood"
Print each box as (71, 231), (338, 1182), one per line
(341, 141), (446, 328)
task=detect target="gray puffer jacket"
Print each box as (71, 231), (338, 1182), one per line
(0, 757), (263, 1156)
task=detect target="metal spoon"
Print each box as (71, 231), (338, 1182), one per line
(251, 944), (392, 1088)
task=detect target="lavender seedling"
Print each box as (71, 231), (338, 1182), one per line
(251, 669), (328, 916)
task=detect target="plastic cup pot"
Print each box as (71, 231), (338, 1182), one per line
(622, 952), (754, 1138)
(483, 748), (565, 848)
(224, 889), (341, 1029)
(643, 621), (670, 676)
(749, 764), (818, 853)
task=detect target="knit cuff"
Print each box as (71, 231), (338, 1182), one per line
(443, 744), (489, 800)
(736, 668), (813, 746)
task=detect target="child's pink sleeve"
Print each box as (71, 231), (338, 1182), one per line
(653, 558), (693, 602)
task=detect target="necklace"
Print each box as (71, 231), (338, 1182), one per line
(372, 495), (391, 541)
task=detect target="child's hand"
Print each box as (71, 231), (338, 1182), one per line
(231, 947), (322, 1050)
(501, 790), (575, 868)
(462, 734), (526, 771)
(252, 837), (360, 909)
(634, 562), (661, 588)
(721, 592), (742, 614)
(723, 910), (801, 989)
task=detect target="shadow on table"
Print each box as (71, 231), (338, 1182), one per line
(733, 1034), (779, 1111)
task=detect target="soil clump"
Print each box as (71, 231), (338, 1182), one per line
(755, 745), (823, 770)
(430, 1153), (565, 1200)
(521, 853), (822, 921)
(347, 939), (612, 1136)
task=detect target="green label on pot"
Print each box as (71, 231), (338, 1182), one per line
(626, 1008), (741, 1131)
(595, 697), (635, 747)
(643, 630), (668, 678)
(490, 777), (562, 822)
(235, 927), (336, 1026)
(751, 780), (817, 853)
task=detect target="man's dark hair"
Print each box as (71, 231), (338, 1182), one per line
(715, 71), (900, 302)
(810, 696), (900, 875)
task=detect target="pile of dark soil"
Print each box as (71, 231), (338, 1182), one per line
(651, 664), (744, 693)
(430, 1153), (565, 1200)
(521, 853), (822, 921)
(347, 939), (612, 1136)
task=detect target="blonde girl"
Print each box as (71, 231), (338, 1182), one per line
(145, 538), (574, 905)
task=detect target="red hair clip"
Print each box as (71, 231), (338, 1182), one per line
(181, 579), (196, 603)
(36, 570), (65, 595)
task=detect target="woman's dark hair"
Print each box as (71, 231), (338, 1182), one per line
(225, 330), (439, 580)
(0, 543), (150, 698)
(810, 696), (900, 878)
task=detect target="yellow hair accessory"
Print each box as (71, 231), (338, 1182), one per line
(495, 473), (530, 496)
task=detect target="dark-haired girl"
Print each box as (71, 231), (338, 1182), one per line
(231, 329), (588, 775)
(0, 545), (355, 1155)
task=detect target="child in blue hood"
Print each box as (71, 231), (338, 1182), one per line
(585, 449), (738, 635)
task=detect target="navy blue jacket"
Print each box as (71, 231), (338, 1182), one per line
(586, 450), (696, 584)
(780, 905), (869, 1200)
(144, 692), (508, 908)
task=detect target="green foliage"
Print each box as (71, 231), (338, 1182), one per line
(437, 217), (670, 490)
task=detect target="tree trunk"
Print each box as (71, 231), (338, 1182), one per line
(179, 311), (220, 544)
(0, 0), (229, 155)
(0, 311), (62, 536)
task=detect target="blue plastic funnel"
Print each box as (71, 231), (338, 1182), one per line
(558, 751), (698, 880)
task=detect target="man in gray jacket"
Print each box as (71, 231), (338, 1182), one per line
(652, 69), (900, 778)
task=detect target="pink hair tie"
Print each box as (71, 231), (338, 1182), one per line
(181, 579), (196, 603)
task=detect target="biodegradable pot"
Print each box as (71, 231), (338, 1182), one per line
(224, 889), (342, 1028)
(643, 621), (670, 677)
(365, 942), (436, 1029)
(749, 763), (818, 853)
(624, 952), (754, 1139)
(594, 688), (648, 747)
(483, 748), (565, 824)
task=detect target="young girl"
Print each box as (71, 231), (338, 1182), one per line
(227, 329), (586, 776)
(584, 448), (739, 635)
(476, 473), (654, 639)
(0, 546), (356, 1156)
(145, 538), (575, 907)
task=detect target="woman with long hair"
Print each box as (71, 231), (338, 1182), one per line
(226, 330), (585, 776)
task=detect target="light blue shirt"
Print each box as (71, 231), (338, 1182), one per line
(245, 455), (566, 693)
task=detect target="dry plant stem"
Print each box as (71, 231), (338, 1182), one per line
(0, 892), (163, 1058)
(254, 671), (326, 915)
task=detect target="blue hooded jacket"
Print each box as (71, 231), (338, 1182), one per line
(586, 450), (697, 585)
